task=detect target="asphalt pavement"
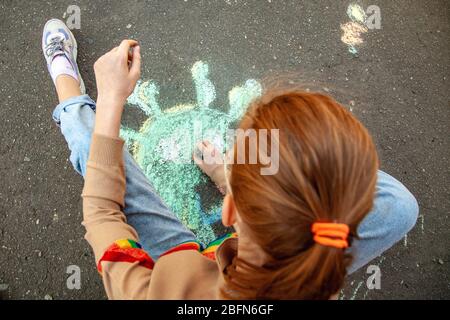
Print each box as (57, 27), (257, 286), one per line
(0, 0), (448, 299)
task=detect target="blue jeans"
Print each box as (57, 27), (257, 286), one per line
(53, 95), (419, 273)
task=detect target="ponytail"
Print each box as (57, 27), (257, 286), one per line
(222, 91), (378, 299)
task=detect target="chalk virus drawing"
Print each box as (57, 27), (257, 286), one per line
(121, 61), (262, 244)
(341, 3), (382, 55)
(341, 3), (368, 55)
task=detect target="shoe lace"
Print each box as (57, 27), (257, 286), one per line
(45, 35), (65, 57)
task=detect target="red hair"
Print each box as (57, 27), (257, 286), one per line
(222, 91), (379, 299)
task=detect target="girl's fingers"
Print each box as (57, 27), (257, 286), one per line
(205, 144), (216, 158)
(194, 141), (224, 166)
(193, 154), (203, 167)
(129, 45), (141, 80)
(194, 142), (206, 160)
(118, 40), (138, 56)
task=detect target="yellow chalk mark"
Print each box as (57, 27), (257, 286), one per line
(165, 104), (195, 114)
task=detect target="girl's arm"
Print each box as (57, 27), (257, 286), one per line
(82, 132), (155, 299)
(81, 40), (155, 299)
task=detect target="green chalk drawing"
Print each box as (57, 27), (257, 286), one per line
(122, 61), (262, 245)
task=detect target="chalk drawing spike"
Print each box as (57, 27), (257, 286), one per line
(139, 81), (163, 117)
(127, 80), (144, 108)
(128, 80), (162, 117)
(228, 79), (262, 122)
(191, 61), (216, 110)
(120, 126), (142, 146)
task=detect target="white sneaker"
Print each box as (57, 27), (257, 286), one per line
(42, 19), (85, 94)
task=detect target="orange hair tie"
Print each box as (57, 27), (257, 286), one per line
(311, 223), (350, 249)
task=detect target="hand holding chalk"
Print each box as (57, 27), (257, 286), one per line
(94, 40), (141, 106)
(94, 40), (141, 138)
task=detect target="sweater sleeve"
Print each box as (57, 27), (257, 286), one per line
(81, 134), (154, 299)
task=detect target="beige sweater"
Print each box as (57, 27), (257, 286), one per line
(82, 134), (237, 299)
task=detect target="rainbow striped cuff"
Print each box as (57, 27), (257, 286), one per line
(160, 233), (238, 261)
(202, 233), (238, 260)
(160, 241), (203, 257)
(97, 239), (154, 273)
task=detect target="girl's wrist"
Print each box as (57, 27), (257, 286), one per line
(94, 98), (125, 138)
(97, 94), (126, 112)
(94, 117), (121, 138)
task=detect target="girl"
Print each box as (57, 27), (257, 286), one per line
(43, 19), (418, 299)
